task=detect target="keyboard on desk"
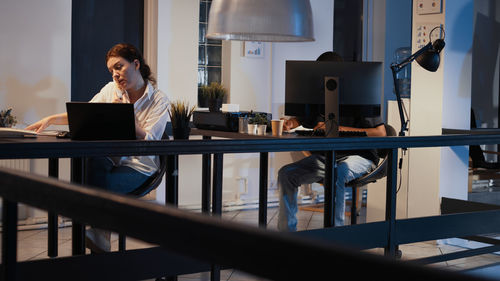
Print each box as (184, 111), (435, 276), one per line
(295, 129), (367, 137)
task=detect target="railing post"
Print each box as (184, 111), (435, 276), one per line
(202, 136), (212, 213)
(166, 155), (179, 205)
(385, 148), (399, 257)
(259, 152), (269, 228)
(71, 157), (86, 255)
(2, 199), (18, 281)
(211, 153), (224, 281)
(324, 150), (336, 227)
(211, 153), (223, 216)
(165, 154), (179, 281)
(48, 158), (59, 258)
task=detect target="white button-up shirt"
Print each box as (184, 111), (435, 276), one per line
(90, 81), (170, 176)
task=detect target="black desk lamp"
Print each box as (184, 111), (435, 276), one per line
(390, 26), (446, 136)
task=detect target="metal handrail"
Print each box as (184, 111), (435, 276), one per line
(0, 167), (482, 281)
(2, 132), (500, 159)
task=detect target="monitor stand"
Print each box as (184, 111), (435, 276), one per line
(324, 76), (339, 137)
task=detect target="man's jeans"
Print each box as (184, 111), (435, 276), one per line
(278, 154), (375, 231)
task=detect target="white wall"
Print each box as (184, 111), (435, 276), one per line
(0, 0), (72, 219)
(225, 0), (334, 204)
(0, 0), (72, 178)
(157, 0), (334, 207)
(157, 0), (201, 205)
(408, 0), (473, 218)
(471, 0), (500, 161)
(0, 0), (71, 126)
(439, 0), (473, 201)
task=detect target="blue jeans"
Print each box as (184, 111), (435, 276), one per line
(86, 157), (150, 194)
(278, 154), (375, 231)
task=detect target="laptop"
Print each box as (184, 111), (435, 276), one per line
(66, 102), (136, 140)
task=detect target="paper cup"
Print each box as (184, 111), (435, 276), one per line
(271, 119), (284, 136)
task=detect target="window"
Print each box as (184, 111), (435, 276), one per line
(198, 0), (223, 107)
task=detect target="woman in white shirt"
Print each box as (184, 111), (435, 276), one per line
(26, 43), (170, 252)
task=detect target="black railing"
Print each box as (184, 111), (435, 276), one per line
(0, 167), (488, 281)
(2, 132), (500, 280)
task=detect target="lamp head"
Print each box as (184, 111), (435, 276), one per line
(415, 37), (445, 72)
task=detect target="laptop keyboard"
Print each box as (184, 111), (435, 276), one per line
(295, 129), (367, 137)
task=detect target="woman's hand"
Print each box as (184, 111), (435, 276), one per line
(25, 113), (68, 133)
(25, 117), (51, 133)
(112, 90), (130, 103)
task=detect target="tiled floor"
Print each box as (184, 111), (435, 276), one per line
(12, 206), (500, 280)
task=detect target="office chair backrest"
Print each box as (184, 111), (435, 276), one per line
(346, 124), (396, 187)
(128, 129), (169, 197)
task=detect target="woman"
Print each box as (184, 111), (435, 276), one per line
(27, 43), (170, 252)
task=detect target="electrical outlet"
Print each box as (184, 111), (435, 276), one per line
(414, 23), (443, 50)
(416, 0), (442, 15)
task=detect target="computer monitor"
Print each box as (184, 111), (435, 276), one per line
(285, 61), (383, 136)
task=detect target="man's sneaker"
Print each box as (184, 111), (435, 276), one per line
(85, 228), (111, 253)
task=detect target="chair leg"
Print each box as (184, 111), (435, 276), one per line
(118, 234), (126, 251)
(351, 186), (357, 225)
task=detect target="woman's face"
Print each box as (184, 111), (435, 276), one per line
(106, 56), (140, 91)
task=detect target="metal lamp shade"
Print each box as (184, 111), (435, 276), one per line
(416, 39), (446, 72)
(206, 0), (315, 42)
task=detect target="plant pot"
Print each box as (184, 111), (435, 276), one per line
(247, 124), (257, 135)
(208, 98), (222, 112)
(257, 124), (267, 135)
(172, 126), (191, 140)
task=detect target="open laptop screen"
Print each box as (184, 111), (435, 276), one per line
(66, 102), (136, 140)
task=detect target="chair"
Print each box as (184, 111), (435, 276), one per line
(118, 129), (169, 251)
(469, 109), (500, 189)
(299, 124), (397, 225)
(470, 109), (500, 169)
(347, 124), (396, 225)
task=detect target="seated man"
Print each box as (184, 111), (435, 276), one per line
(278, 51), (386, 231)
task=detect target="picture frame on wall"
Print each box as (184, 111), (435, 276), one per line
(243, 41), (264, 58)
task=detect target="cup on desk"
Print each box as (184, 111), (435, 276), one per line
(271, 119), (284, 136)
(238, 117), (248, 134)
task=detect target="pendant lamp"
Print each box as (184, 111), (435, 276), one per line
(206, 0), (315, 42)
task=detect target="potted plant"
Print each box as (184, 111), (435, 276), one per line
(168, 100), (196, 140)
(247, 118), (258, 135)
(201, 82), (227, 112)
(0, 108), (17, 128)
(249, 113), (268, 135)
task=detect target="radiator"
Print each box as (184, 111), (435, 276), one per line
(0, 159), (31, 221)
(0, 159), (31, 172)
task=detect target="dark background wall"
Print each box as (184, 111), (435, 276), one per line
(333, 0), (363, 62)
(71, 0), (144, 101)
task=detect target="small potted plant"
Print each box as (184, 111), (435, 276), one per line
(249, 113), (268, 135)
(247, 118), (258, 135)
(0, 108), (17, 128)
(168, 100), (196, 140)
(201, 82), (227, 112)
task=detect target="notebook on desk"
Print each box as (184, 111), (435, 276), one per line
(0, 127), (38, 138)
(66, 102), (136, 140)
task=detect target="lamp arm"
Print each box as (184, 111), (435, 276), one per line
(390, 65), (408, 136)
(392, 42), (432, 72)
(390, 42), (433, 136)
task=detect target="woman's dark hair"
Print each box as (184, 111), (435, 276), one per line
(106, 43), (156, 86)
